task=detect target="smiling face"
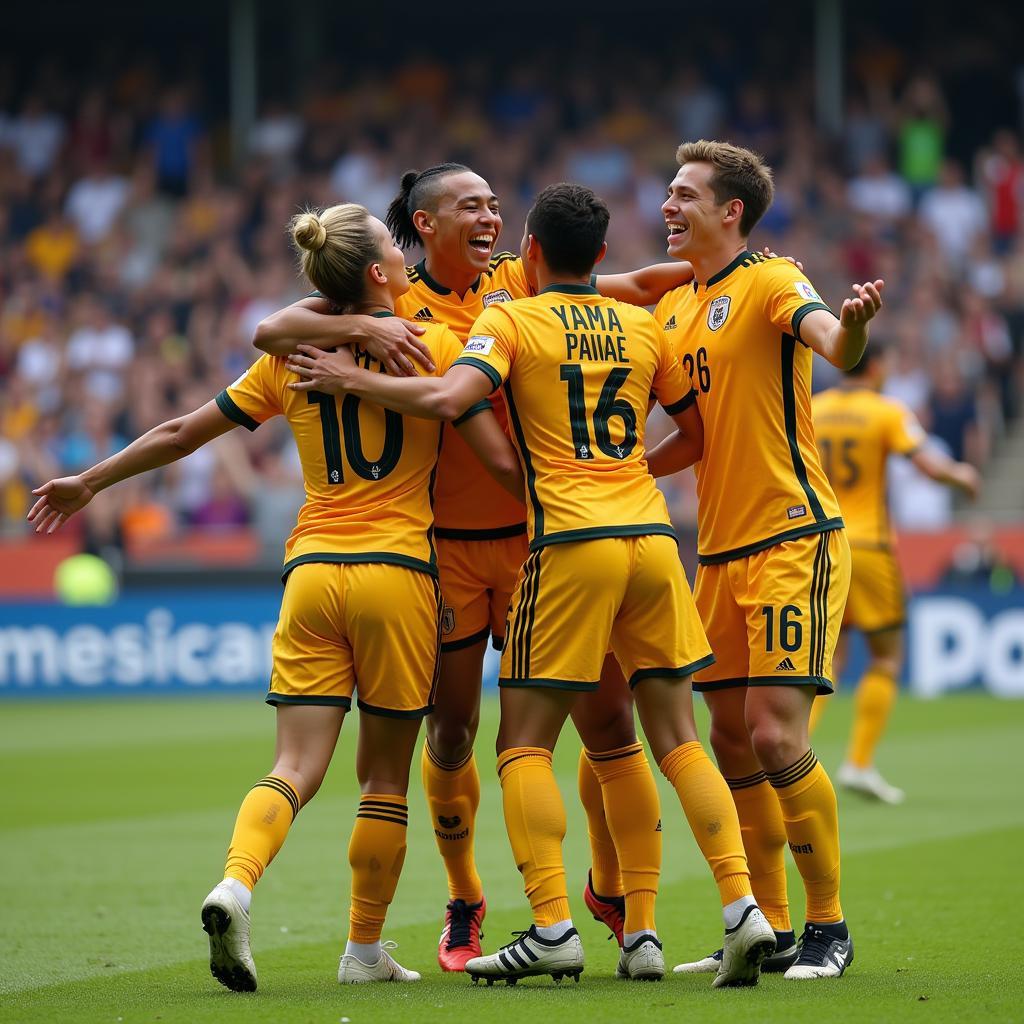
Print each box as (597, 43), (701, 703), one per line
(662, 161), (745, 260)
(423, 171), (502, 274)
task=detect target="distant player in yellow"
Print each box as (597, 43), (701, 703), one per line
(651, 140), (884, 981)
(254, 162), (710, 966)
(810, 346), (979, 802)
(287, 183), (779, 988)
(27, 204), (521, 989)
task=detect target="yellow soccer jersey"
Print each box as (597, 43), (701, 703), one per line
(216, 314), (464, 577)
(656, 250), (844, 564)
(812, 386), (926, 548)
(396, 252), (532, 538)
(453, 283), (695, 549)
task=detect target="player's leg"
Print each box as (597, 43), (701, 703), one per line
(809, 630), (847, 733)
(743, 530), (854, 980)
(838, 548), (907, 802)
(203, 563), (351, 992)
(424, 538), (489, 921)
(339, 712), (424, 983)
(338, 565), (441, 984)
(466, 543), (619, 985)
(679, 560), (796, 975)
(617, 536), (773, 986)
(570, 655), (648, 947)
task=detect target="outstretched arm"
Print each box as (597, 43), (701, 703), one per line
(646, 401), (704, 478)
(800, 280), (885, 370)
(285, 345), (493, 421)
(454, 407), (525, 500)
(911, 446), (981, 498)
(597, 249), (802, 306)
(253, 296), (434, 376)
(596, 262), (695, 305)
(27, 402), (236, 534)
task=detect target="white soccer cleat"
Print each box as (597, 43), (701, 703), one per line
(465, 925), (584, 985)
(712, 905), (777, 988)
(615, 934), (664, 981)
(338, 941), (421, 984)
(201, 882), (257, 993)
(838, 762), (905, 804)
(673, 928), (798, 976)
(784, 922), (854, 980)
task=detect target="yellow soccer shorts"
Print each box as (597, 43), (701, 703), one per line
(500, 533), (714, 690)
(693, 528), (851, 695)
(436, 532), (529, 652)
(844, 544), (906, 634)
(268, 561), (442, 717)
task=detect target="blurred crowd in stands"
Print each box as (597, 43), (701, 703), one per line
(0, 41), (1023, 563)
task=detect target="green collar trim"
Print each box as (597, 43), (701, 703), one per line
(369, 310), (396, 318)
(414, 259), (483, 297)
(705, 249), (755, 288)
(538, 283), (600, 296)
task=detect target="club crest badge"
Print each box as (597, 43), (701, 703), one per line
(441, 606), (456, 635)
(708, 296), (731, 331)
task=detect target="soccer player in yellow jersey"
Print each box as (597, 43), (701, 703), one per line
(287, 183), (779, 988)
(255, 163), (708, 967)
(28, 204), (521, 990)
(810, 346), (979, 802)
(651, 140), (884, 981)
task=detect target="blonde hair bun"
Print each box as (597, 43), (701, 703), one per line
(292, 211), (328, 252)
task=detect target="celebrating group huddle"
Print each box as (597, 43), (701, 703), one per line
(28, 140), (884, 990)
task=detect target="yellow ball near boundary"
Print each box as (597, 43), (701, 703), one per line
(54, 554), (119, 606)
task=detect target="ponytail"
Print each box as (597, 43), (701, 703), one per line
(385, 162), (473, 250)
(386, 170), (421, 250)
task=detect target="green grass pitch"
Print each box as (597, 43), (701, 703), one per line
(3, 691), (1022, 1023)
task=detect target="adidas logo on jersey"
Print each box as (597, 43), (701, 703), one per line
(663, 315), (677, 330)
(655, 819), (662, 832)
(414, 307), (433, 320)
(775, 657), (797, 672)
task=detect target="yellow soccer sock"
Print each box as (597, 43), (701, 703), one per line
(847, 668), (898, 768)
(422, 742), (483, 903)
(767, 751), (843, 924)
(224, 774), (301, 891)
(587, 743), (660, 934)
(659, 742), (751, 907)
(808, 694), (828, 734)
(727, 774), (792, 932)
(348, 794), (409, 944)
(498, 747), (570, 927)
(577, 748), (624, 898)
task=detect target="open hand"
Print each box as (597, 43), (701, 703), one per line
(840, 280), (884, 329)
(27, 477), (95, 533)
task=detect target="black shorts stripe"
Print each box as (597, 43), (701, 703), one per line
(817, 537), (833, 676)
(808, 533), (826, 679)
(429, 578), (444, 706)
(511, 552), (540, 679)
(522, 549), (543, 678)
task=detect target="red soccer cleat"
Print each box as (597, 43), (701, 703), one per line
(437, 896), (486, 972)
(583, 870), (625, 947)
